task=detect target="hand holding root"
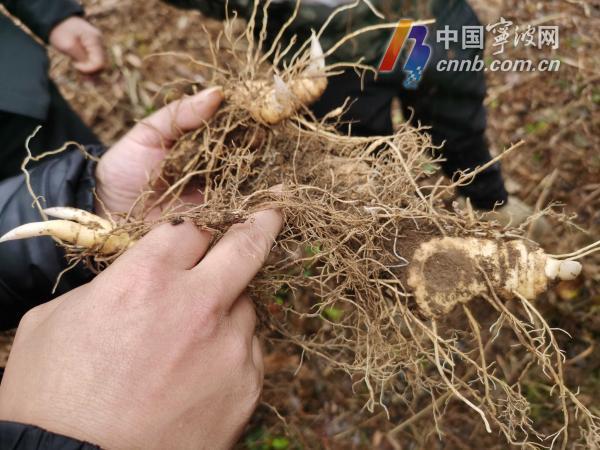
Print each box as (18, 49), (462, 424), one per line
(0, 88), (225, 256)
(0, 208), (283, 450)
(0, 33), (328, 257)
(2, 27), (590, 332)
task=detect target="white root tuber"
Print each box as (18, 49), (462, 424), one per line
(44, 206), (113, 231)
(245, 33), (328, 125)
(0, 207), (132, 255)
(407, 237), (582, 317)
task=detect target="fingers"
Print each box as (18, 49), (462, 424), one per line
(126, 87), (223, 149)
(228, 295), (257, 344)
(73, 35), (106, 73)
(117, 220), (212, 271)
(191, 207), (283, 311)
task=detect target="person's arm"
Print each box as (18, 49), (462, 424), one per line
(0, 0), (83, 43)
(0, 147), (102, 331)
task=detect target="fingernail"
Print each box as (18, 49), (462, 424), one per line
(197, 86), (223, 101)
(266, 184), (284, 202)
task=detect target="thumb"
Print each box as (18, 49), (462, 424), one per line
(65, 37), (88, 62)
(73, 35), (106, 73)
(125, 87), (223, 149)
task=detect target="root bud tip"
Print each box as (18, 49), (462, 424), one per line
(545, 257), (582, 281)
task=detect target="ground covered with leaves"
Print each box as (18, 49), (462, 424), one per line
(1, 0), (598, 448)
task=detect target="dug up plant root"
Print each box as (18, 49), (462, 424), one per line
(8, 8), (600, 448)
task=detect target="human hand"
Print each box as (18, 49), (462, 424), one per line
(95, 87), (223, 216)
(49, 16), (105, 74)
(0, 205), (283, 448)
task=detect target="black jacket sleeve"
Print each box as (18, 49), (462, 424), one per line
(0, 421), (100, 450)
(0, 146), (104, 330)
(0, 0), (84, 42)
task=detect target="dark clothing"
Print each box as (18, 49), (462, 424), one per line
(0, 421), (99, 450)
(0, 146), (101, 331)
(0, 0), (84, 118)
(0, 0), (100, 181)
(0, 82), (100, 180)
(0, 15), (49, 120)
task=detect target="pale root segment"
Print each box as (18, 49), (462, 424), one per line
(0, 207), (132, 255)
(44, 206), (113, 231)
(407, 237), (582, 317)
(245, 34), (328, 125)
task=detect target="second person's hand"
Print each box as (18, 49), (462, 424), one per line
(49, 16), (106, 74)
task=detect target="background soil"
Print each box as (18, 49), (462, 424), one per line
(1, 0), (598, 448)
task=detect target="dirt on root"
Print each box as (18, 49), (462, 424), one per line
(423, 248), (477, 302)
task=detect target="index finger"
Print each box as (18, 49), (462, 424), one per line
(188, 207), (283, 311)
